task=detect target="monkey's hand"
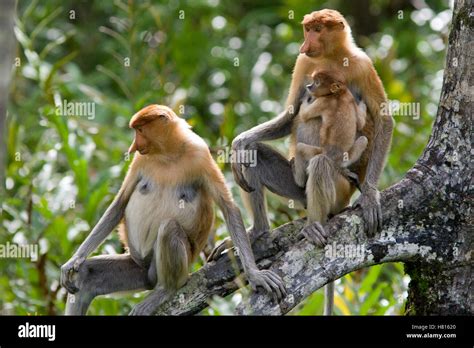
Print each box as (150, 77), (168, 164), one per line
(247, 269), (287, 301)
(208, 228), (267, 262)
(353, 186), (382, 237)
(231, 137), (255, 192)
(60, 255), (85, 294)
(300, 221), (329, 247)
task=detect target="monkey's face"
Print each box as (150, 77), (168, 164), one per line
(128, 105), (177, 155)
(308, 72), (344, 97)
(306, 76), (320, 94)
(300, 24), (324, 57)
(300, 10), (346, 58)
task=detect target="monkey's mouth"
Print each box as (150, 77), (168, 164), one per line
(305, 51), (319, 58)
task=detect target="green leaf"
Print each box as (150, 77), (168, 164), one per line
(360, 283), (387, 315)
(360, 264), (383, 293)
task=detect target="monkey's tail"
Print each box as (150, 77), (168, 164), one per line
(324, 282), (335, 315)
(306, 155), (336, 222)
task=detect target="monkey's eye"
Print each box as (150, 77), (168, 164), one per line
(314, 79), (321, 86)
(136, 127), (143, 133)
(314, 25), (322, 32)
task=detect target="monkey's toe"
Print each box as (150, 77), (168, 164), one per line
(301, 222), (328, 247)
(207, 238), (233, 261)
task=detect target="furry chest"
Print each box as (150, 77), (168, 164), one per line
(124, 178), (203, 259)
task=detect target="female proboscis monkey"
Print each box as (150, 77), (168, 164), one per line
(61, 105), (286, 315)
(214, 9), (393, 315)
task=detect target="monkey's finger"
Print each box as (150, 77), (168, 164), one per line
(207, 248), (220, 262)
(303, 227), (325, 247)
(377, 204), (383, 232)
(315, 222), (329, 239)
(371, 208), (378, 236)
(265, 277), (282, 300)
(364, 209), (371, 236)
(367, 209), (376, 237)
(63, 278), (79, 294)
(266, 272), (287, 297)
(311, 225), (328, 246)
(256, 279), (272, 296)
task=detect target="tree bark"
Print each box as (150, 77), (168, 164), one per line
(155, 0), (473, 315)
(0, 0), (16, 188)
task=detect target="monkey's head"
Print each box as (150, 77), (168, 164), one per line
(307, 70), (346, 97)
(128, 104), (181, 155)
(300, 9), (350, 58)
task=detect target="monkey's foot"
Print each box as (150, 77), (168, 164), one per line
(207, 227), (268, 262)
(300, 222), (329, 247)
(247, 269), (287, 301)
(353, 188), (382, 237)
(339, 168), (361, 189)
(60, 256), (85, 294)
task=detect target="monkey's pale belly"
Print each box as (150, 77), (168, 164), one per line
(125, 181), (202, 259)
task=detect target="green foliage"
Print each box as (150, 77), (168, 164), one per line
(2, 0), (451, 315)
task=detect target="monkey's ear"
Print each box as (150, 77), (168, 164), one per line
(330, 83), (341, 93)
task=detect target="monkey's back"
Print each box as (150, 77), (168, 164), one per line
(321, 91), (360, 152)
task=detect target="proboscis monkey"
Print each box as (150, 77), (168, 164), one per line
(211, 9), (393, 314)
(61, 105), (286, 315)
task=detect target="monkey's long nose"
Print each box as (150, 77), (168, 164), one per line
(128, 140), (137, 154)
(300, 40), (310, 54)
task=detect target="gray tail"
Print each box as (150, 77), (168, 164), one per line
(324, 282), (335, 315)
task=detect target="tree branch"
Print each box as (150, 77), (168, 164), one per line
(156, 0), (472, 316)
(156, 163), (453, 315)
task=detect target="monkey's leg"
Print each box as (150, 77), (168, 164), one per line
(209, 142), (306, 261)
(296, 143), (324, 161)
(342, 136), (368, 168)
(242, 142), (306, 237)
(65, 254), (151, 315)
(129, 219), (190, 315)
(294, 143), (323, 187)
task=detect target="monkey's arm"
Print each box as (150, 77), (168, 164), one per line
(61, 168), (139, 293)
(206, 163), (286, 299)
(356, 65), (394, 236)
(232, 92), (305, 192)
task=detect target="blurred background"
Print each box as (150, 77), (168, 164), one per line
(1, 0), (452, 315)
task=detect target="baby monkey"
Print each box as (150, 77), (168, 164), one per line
(293, 70), (368, 228)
